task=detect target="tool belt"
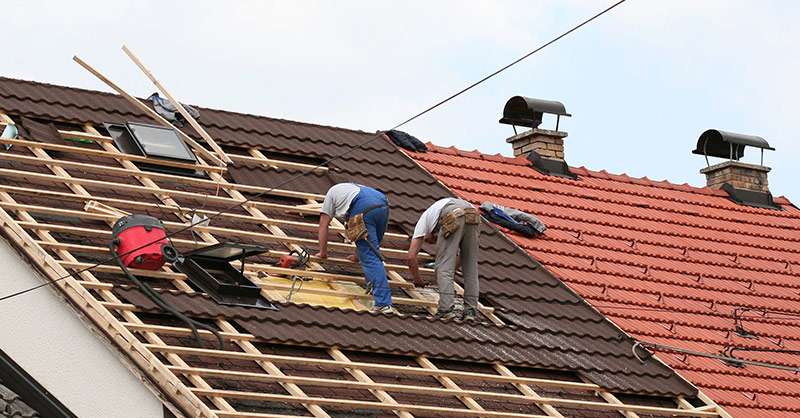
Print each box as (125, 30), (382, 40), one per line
(344, 204), (387, 243)
(440, 206), (480, 238)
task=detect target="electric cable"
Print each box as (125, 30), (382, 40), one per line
(0, 0), (628, 304)
(632, 340), (800, 373)
(109, 240), (224, 350)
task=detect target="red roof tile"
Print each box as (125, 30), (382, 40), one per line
(408, 145), (800, 418)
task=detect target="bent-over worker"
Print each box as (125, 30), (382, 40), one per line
(316, 183), (392, 313)
(407, 198), (480, 321)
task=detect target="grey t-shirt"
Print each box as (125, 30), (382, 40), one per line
(321, 183), (361, 218)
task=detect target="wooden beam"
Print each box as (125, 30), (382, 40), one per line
(326, 349), (413, 418)
(173, 365), (719, 417)
(0, 151), (326, 203)
(229, 152), (328, 173)
(122, 45), (232, 164)
(494, 364), (564, 417)
(191, 388), (551, 418)
(0, 137), (224, 173)
(145, 344), (601, 391)
(72, 54), (226, 167)
(258, 281), (435, 307)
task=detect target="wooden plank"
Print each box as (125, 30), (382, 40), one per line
(190, 386), (718, 418)
(215, 321), (331, 418)
(578, 375), (638, 418)
(0, 137), (224, 173)
(72, 54), (226, 167)
(229, 152), (327, 173)
(122, 45), (232, 164)
(0, 150), (326, 201)
(172, 365), (719, 417)
(214, 412), (306, 418)
(55, 258), (415, 290)
(416, 357), (485, 412)
(326, 349), (414, 418)
(191, 388), (551, 418)
(124, 322), (257, 342)
(145, 344), (601, 391)
(258, 281), (436, 308)
(494, 364), (564, 418)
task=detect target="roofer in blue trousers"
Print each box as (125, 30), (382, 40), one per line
(316, 183), (392, 313)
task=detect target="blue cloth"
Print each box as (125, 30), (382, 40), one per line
(347, 186), (391, 307)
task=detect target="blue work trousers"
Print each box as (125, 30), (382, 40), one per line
(348, 187), (391, 307)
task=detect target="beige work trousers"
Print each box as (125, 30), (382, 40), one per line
(435, 200), (480, 313)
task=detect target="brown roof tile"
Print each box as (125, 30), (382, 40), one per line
(0, 76), (697, 399)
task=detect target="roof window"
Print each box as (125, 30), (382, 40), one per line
(104, 121), (206, 177)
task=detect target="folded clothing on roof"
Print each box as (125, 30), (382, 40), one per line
(385, 129), (427, 153)
(149, 92), (200, 128)
(479, 201), (546, 237)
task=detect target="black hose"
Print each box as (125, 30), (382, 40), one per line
(109, 240), (224, 350)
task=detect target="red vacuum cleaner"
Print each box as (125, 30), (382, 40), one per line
(111, 214), (177, 270)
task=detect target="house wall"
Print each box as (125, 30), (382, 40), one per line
(0, 243), (165, 418)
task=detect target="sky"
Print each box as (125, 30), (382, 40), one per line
(5, 1), (800, 201)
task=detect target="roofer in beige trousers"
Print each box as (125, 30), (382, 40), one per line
(407, 198), (480, 321)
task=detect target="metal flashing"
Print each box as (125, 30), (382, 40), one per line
(720, 182), (783, 210)
(526, 151), (579, 180)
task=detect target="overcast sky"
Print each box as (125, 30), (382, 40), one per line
(6, 1), (799, 201)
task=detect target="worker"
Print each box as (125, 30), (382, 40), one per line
(316, 183), (392, 313)
(407, 198), (480, 321)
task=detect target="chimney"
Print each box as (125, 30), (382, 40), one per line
(692, 129), (780, 209)
(506, 128), (567, 160)
(700, 161), (769, 192)
(500, 96), (576, 179)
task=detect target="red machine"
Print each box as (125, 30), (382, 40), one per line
(111, 214), (177, 270)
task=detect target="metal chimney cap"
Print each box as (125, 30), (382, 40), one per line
(692, 129), (774, 161)
(499, 96), (571, 129)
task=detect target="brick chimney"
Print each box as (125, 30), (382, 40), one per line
(700, 161), (770, 192)
(506, 128), (567, 160)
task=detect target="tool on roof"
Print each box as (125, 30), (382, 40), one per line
(110, 215), (224, 350)
(275, 248), (311, 303)
(173, 242), (277, 310)
(344, 212), (385, 261)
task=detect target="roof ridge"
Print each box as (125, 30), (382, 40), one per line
(423, 141), (795, 205)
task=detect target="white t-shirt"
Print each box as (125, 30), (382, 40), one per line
(412, 198), (452, 239)
(321, 183), (361, 218)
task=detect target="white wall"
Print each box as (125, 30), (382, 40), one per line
(0, 243), (166, 418)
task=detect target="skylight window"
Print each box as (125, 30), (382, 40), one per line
(104, 122), (205, 177)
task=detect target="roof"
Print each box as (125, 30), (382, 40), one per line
(0, 75), (719, 417)
(409, 143), (800, 418)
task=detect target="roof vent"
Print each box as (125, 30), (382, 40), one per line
(693, 129), (780, 210)
(499, 96), (571, 134)
(692, 129), (774, 167)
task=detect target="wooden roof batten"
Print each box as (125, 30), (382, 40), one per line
(0, 90), (727, 418)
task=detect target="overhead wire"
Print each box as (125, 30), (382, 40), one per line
(633, 341), (800, 373)
(0, 0), (628, 304)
